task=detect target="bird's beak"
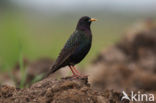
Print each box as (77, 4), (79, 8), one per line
(90, 18), (97, 22)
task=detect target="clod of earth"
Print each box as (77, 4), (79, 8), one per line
(0, 76), (128, 103)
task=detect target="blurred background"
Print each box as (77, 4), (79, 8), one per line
(1, 0), (156, 69)
(0, 0), (156, 88)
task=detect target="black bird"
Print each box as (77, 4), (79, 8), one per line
(48, 16), (96, 77)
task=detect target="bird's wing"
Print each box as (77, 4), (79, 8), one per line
(46, 46), (77, 76)
(53, 46), (77, 67)
(50, 31), (81, 71)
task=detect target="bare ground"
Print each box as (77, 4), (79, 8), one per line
(0, 76), (129, 103)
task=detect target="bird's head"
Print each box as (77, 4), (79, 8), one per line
(76, 16), (96, 30)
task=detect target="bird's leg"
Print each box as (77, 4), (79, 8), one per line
(72, 66), (88, 77)
(72, 66), (81, 75)
(69, 66), (79, 77)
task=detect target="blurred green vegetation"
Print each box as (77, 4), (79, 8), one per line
(0, 9), (155, 72)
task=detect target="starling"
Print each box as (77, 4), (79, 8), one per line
(48, 16), (96, 77)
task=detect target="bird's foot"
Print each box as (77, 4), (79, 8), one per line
(70, 66), (88, 78)
(72, 66), (88, 77)
(72, 74), (88, 78)
(72, 74), (80, 78)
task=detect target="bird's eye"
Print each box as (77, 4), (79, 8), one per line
(85, 19), (90, 22)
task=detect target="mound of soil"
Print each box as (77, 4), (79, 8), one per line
(0, 77), (127, 103)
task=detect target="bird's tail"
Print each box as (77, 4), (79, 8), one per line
(47, 64), (58, 77)
(42, 64), (59, 79)
(48, 65), (58, 76)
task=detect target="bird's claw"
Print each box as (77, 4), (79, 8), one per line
(72, 74), (80, 78)
(72, 74), (88, 79)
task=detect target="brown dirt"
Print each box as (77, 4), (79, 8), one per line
(0, 77), (128, 103)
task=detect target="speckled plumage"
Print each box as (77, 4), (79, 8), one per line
(48, 16), (95, 74)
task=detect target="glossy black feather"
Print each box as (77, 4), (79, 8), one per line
(48, 16), (93, 74)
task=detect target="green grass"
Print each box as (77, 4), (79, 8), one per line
(19, 43), (27, 88)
